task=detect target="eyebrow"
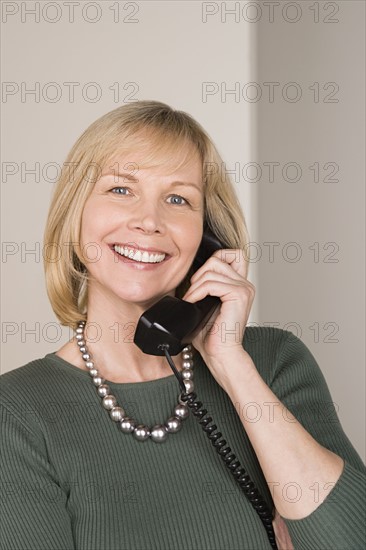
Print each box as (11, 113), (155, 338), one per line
(101, 172), (203, 192)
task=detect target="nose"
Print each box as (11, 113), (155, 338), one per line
(127, 199), (165, 235)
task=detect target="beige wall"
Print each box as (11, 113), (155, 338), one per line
(255, 1), (365, 460)
(1, 1), (364, 460)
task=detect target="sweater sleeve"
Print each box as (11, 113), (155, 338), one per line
(0, 402), (75, 550)
(269, 331), (366, 550)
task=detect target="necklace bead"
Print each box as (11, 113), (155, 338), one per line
(183, 379), (194, 394)
(151, 425), (168, 442)
(182, 369), (194, 380)
(110, 407), (125, 422)
(97, 384), (110, 397)
(102, 395), (116, 410)
(173, 403), (189, 420)
(133, 425), (150, 441)
(165, 416), (182, 433)
(75, 321), (194, 443)
(119, 417), (136, 433)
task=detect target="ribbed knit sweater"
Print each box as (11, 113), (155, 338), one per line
(1, 327), (365, 550)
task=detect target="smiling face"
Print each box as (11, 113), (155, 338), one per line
(79, 139), (204, 311)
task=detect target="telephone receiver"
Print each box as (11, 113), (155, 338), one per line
(133, 226), (226, 356)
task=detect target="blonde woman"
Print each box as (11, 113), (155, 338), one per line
(1, 101), (365, 550)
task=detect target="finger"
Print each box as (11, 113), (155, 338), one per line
(183, 277), (255, 305)
(191, 253), (247, 283)
(189, 271), (255, 301)
(186, 270), (244, 294)
(188, 268), (255, 298)
(214, 248), (249, 279)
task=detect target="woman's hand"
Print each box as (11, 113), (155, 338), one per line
(182, 248), (256, 389)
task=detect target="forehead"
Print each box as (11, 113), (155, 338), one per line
(104, 132), (203, 180)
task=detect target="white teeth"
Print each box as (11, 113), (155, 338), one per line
(113, 245), (166, 263)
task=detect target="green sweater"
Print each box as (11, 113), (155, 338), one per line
(1, 327), (365, 550)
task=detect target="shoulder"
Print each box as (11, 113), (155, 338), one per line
(243, 325), (292, 352)
(243, 325), (293, 375)
(0, 355), (58, 390)
(0, 353), (90, 438)
(0, 356), (56, 435)
(0, 354), (76, 415)
(243, 325), (321, 388)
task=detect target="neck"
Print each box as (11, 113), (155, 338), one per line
(78, 297), (182, 384)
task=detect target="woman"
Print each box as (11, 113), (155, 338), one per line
(1, 101), (365, 550)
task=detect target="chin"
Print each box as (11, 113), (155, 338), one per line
(90, 277), (178, 309)
(114, 288), (175, 308)
(136, 290), (175, 308)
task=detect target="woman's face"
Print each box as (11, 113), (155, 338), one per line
(79, 142), (204, 310)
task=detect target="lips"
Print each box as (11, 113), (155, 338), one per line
(112, 244), (167, 264)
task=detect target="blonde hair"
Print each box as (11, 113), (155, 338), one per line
(43, 101), (249, 328)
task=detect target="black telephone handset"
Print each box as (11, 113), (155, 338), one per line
(133, 227), (225, 356)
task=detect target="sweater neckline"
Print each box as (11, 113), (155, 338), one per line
(45, 351), (197, 390)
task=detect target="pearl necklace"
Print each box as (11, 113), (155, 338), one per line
(75, 320), (195, 443)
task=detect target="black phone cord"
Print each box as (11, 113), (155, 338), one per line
(161, 345), (278, 550)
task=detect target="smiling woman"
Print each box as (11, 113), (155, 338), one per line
(0, 101), (365, 550)
(42, 101), (247, 329)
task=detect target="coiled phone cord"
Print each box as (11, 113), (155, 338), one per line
(162, 345), (278, 550)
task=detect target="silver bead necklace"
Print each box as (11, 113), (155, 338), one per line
(75, 320), (195, 443)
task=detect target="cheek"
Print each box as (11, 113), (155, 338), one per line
(80, 199), (114, 246)
(175, 218), (203, 258)
(79, 203), (96, 248)
(79, 204), (111, 268)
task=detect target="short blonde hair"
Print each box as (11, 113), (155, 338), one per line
(43, 101), (249, 328)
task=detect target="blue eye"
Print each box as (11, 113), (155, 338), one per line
(168, 195), (188, 205)
(111, 187), (129, 195)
